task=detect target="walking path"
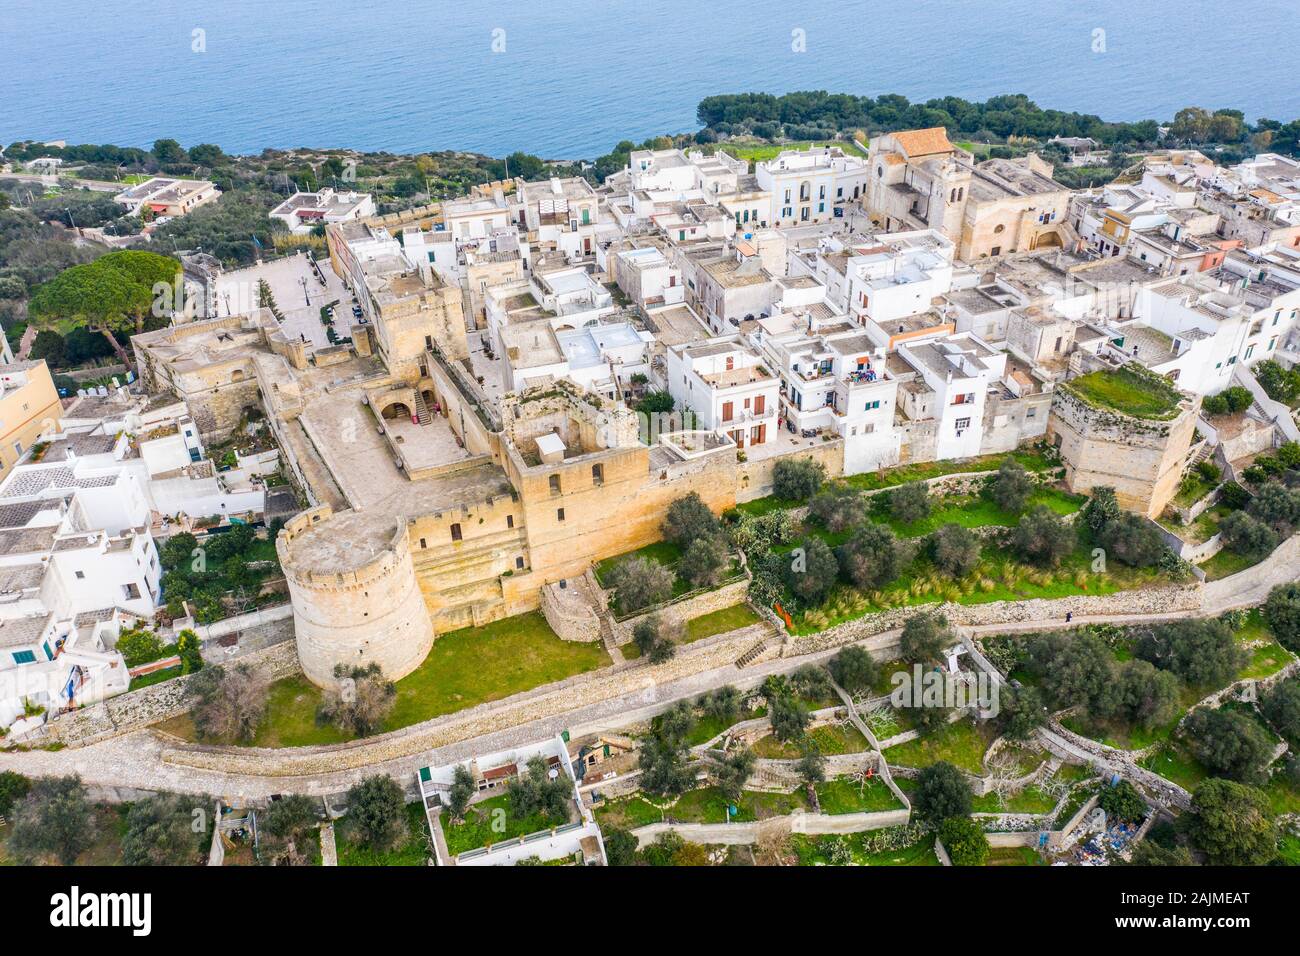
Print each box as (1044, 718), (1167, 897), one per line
(3, 535), (1296, 801)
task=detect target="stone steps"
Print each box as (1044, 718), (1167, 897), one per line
(734, 638), (770, 668)
(413, 388), (433, 426)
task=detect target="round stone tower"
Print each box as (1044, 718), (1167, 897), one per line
(277, 507), (434, 687)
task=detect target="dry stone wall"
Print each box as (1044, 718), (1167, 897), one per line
(48, 640), (301, 748)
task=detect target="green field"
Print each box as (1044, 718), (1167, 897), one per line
(1062, 367), (1183, 420)
(442, 793), (567, 857)
(337, 803), (430, 866)
(161, 611), (610, 747)
(882, 718), (992, 774)
(815, 776), (904, 814)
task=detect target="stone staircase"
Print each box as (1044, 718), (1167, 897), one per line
(734, 637), (770, 668)
(413, 388), (433, 426)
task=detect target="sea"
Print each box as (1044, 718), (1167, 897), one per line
(3, 0), (1299, 160)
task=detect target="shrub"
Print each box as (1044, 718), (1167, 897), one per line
(1182, 708), (1272, 784)
(122, 793), (212, 865)
(1097, 780), (1147, 823)
(888, 481), (930, 524)
(1185, 779), (1277, 865)
(1246, 480), (1300, 535)
(1135, 619), (1247, 688)
(783, 536), (839, 606)
(1081, 486), (1120, 534)
(911, 762), (972, 826)
(0, 770), (31, 815)
(316, 662), (396, 737)
(678, 535), (729, 589)
(769, 692), (811, 742)
(8, 775), (96, 865)
(344, 775), (407, 850)
(989, 458), (1034, 512)
(1264, 583), (1300, 653)
(176, 628), (204, 674)
(263, 793), (321, 840)
(1112, 659), (1181, 729)
(1261, 678), (1300, 747)
(509, 755), (572, 821)
(900, 611), (952, 665)
(772, 457), (826, 501)
(186, 663), (268, 743)
(827, 645), (878, 694)
(1218, 510), (1278, 561)
(837, 522), (908, 589)
(1098, 512), (1168, 568)
(1011, 505), (1076, 567)
(808, 482), (863, 532)
(606, 556), (674, 613)
(1218, 481), (1251, 510)
(632, 614), (680, 664)
(1202, 385), (1252, 416)
(115, 626), (165, 668)
(929, 523), (981, 578)
(938, 815), (989, 866)
(662, 492), (721, 547)
(997, 685), (1047, 740)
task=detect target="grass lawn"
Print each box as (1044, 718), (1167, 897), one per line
(1138, 741), (1209, 792)
(718, 139), (861, 164)
(791, 832), (938, 866)
(815, 776), (904, 814)
(737, 448), (1057, 514)
(1062, 367), (1183, 420)
(164, 611), (611, 747)
(1174, 474), (1219, 509)
(337, 803), (431, 865)
(685, 603), (761, 641)
(129, 664), (184, 690)
(882, 717), (991, 774)
(622, 603), (762, 661)
(1199, 547), (1264, 582)
(875, 488), (1082, 538)
(1261, 776), (1300, 816)
(752, 721), (869, 758)
(683, 706), (765, 747)
(1235, 609), (1295, 680)
(443, 793), (568, 856)
(792, 532), (1171, 635)
(986, 846), (1046, 866)
(668, 785), (809, 823)
(594, 794), (666, 830)
(971, 785), (1058, 814)
(593, 541), (683, 586)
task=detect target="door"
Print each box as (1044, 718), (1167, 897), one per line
(721, 400), (734, 423)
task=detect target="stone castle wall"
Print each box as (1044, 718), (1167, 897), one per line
(1048, 387), (1196, 518)
(279, 508), (435, 686)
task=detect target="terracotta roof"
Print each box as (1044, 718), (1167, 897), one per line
(882, 153), (905, 166)
(891, 127), (956, 158)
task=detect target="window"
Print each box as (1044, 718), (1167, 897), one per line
(864, 400), (881, 411)
(450, 523), (462, 541)
(864, 423), (875, 434)
(75, 570), (85, 580)
(990, 246), (1001, 257)
(11, 650), (36, 665)
(12, 441), (21, 457)
(122, 583), (142, 600)
(1027, 408), (1037, 418)
(955, 417), (971, 430)
(420, 538), (427, 548)
(994, 224), (1005, 234)
(515, 556), (525, 569)
(549, 474), (561, 495)
(506, 515), (514, 529)
(557, 508), (565, 522)
(591, 464), (604, 486)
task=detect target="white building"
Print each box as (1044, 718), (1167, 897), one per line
(270, 189), (375, 234)
(756, 146), (869, 228)
(896, 336), (1005, 460)
(666, 338), (779, 450)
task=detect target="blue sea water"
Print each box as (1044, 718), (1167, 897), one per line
(3, 0), (1298, 159)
